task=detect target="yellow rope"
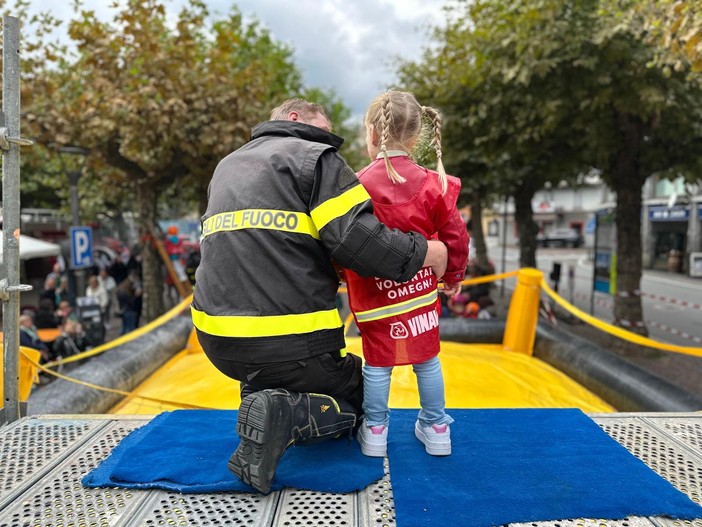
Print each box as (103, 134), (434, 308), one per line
(339, 270), (517, 335)
(44, 295), (193, 368)
(337, 270), (518, 294)
(459, 270), (519, 287)
(31, 271), (519, 407)
(22, 348), (211, 410)
(540, 278), (702, 358)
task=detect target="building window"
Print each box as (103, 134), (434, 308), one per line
(654, 177), (686, 199)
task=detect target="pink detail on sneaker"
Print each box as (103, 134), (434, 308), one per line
(369, 425), (386, 435)
(432, 424), (448, 433)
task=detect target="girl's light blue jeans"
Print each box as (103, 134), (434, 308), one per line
(362, 355), (453, 428)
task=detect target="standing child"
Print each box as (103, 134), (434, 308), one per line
(344, 91), (469, 457)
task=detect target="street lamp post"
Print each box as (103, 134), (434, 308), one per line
(57, 145), (90, 304)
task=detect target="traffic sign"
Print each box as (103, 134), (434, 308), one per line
(70, 226), (94, 269)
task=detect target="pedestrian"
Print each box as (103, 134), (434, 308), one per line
(45, 261), (63, 284)
(110, 253), (129, 285)
(54, 300), (74, 325)
(97, 267), (117, 323)
(344, 90), (469, 458)
(54, 276), (70, 306)
(19, 313), (51, 362)
(39, 276), (58, 311)
(85, 275), (110, 319)
(34, 298), (60, 329)
(52, 317), (91, 361)
(192, 98), (448, 494)
(116, 275), (141, 335)
(163, 225), (187, 304)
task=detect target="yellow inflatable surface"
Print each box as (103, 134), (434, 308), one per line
(110, 334), (613, 414)
(0, 345), (40, 405)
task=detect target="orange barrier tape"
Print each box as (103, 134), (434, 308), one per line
(540, 279), (702, 358)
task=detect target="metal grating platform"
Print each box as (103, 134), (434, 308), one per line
(0, 413), (700, 527)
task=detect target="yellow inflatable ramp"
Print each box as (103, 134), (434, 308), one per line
(110, 335), (613, 414)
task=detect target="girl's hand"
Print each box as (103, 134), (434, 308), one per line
(442, 282), (462, 296)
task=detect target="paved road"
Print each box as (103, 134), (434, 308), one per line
(492, 244), (702, 347)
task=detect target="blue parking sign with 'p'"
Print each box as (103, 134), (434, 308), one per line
(70, 226), (94, 269)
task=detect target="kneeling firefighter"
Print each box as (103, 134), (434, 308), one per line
(191, 99), (448, 493)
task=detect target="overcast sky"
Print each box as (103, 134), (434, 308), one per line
(31, 0), (453, 121)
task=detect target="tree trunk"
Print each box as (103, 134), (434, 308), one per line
(469, 196), (492, 273)
(137, 180), (165, 323)
(112, 211), (133, 247)
(198, 178), (209, 218)
(610, 112), (648, 336)
(513, 179), (539, 268)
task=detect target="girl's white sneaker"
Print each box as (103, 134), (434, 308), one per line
(357, 424), (388, 457)
(414, 421), (451, 456)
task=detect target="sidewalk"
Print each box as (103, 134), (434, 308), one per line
(641, 268), (702, 287)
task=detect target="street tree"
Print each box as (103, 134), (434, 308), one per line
(21, 0), (305, 321)
(301, 87), (366, 170)
(400, 0), (594, 269)
(579, 1), (702, 332)
(399, 0), (702, 332)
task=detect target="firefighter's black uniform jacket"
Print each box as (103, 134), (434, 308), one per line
(192, 120), (427, 364)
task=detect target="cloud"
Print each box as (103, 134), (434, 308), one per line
(27, 0), (450, 119)
(205, 0), (448, 119)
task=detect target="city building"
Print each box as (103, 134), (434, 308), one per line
(483, 175), (702, 277)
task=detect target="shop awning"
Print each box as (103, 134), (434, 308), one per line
(0, 230), (61, 263)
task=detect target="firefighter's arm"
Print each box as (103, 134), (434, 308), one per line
(309, 152), (436, 283)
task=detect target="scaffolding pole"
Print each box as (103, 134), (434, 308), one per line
(1, 15), (27, 425)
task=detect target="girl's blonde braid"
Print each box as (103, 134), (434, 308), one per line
(380, 93), (405, 184)
(422, 105), (448, 194)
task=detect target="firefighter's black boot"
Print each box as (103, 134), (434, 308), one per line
(228, 389), (357, 494)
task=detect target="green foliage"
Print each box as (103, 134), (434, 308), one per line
(619, 0), (702, 72)
(7, 0), (357, 319)
(301, 87), (366, 170)
(397, 0), (702, 323)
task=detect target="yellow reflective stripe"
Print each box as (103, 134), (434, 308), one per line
(191, 306), (342, 337)
(355, 289), (438, 323)
(201, 209), (319, 239)
(310, 184), (370, 231)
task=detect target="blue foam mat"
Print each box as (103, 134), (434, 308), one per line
(388, 408), (702, 527)
(82, 409), (383, 494)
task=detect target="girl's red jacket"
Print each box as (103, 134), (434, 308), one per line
(344, 155), (469, 367)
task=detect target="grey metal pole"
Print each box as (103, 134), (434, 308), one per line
(69, 172), (81, 227)
(69, 171), (85, 299)
(500, 196), (508, 297)
(2, 15), (23, 424)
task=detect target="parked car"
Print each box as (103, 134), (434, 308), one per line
(537, 228), (583, 248)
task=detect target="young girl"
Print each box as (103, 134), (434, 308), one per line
(344, 91), (469, 457)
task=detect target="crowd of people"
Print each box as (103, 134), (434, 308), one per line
(19, 250), (145, 373)
(16, 228), (203, 379)
(442, 264), (496, 320)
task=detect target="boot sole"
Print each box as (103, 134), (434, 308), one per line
(228, 391), (290, 494)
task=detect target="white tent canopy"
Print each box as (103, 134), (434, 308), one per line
(0, 231), (61, 263)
